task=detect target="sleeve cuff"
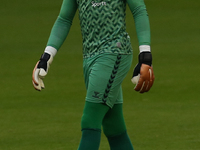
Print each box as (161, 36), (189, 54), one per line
(44, 46), (57, 57)
(139, 45), (151, 53)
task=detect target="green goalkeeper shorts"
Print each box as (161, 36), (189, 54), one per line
(83, 53), (133, 108)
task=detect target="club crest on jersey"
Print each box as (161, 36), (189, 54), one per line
(91, 1), (106, 7)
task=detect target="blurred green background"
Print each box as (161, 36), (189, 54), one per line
(0, 0), (200, 149)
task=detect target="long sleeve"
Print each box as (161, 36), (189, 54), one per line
(46, 0), (78, 50)
(127, 0), (151, 46)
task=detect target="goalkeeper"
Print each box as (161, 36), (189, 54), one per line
(32, 0), (155, 149)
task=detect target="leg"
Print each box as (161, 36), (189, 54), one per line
(103, 103), (134, 150)
(79, 54), (115, 150)
(79, 53), (133, 149)
(78, 102), (110, 150)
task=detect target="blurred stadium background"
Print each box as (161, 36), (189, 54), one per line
(0, 0), (199, 149)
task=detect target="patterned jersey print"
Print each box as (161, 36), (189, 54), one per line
(76, 0), (133, 58)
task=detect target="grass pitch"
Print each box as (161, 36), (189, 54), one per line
(0, 0), (200, 149)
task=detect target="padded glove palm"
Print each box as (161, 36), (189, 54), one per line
(32, 53), (53, 91)
(131, 52), (155, 93)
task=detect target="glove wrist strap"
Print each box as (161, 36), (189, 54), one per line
(139, 52), (152, 66)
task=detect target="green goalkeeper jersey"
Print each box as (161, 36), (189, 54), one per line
(77, 0), (132, 58)
(46, 0), (151, 58)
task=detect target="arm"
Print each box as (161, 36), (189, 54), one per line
(47, 0), (78, 51)
(127, 0), (155, 93)
(127, 0), (151, 47)
(32, 0), (77, 91)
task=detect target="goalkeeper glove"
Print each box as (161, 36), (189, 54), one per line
(32, 46), (56, 91)
(131, 51), (155, 93)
